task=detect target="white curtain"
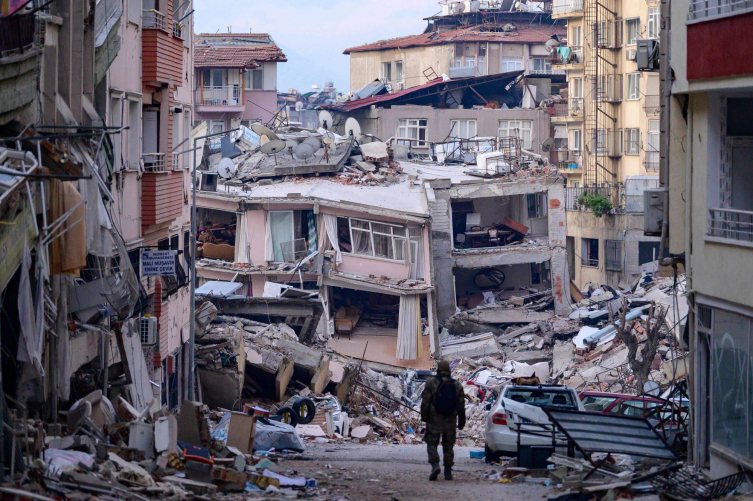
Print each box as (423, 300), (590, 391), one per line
(323, 214), (342, 264)
(235, 212), (250, 264)
(264, 211), (274, 262)
(408, 226), (425, 280)
(396, 295), (422, 360)
(17, 239), (44, 380)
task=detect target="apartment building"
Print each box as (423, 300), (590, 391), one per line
(344, 2), (565, 93)
(665, 0), (753, 479)
(551, 0), (662, 289)
(194, 33), (287, 130)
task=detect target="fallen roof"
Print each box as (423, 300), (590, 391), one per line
(322, 71), (522, 112)
(344, 24), (566, 54)
(195, 33), (287, 68)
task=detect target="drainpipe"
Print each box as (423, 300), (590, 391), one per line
(685, 103), (696, 466)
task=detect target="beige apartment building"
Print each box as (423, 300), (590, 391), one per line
(552, 0), (662, 289)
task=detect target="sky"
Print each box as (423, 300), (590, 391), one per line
(193, 0), (439, 94)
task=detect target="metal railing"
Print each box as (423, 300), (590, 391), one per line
(172, 22), (184, 39)
(557, 150), (582, 169)
(644, 151), (660, 172)
(172, 152), (181, 170)
(689, 0), (753, 22)
(644, 95), (661, 115)
(708, 208), (753, 243)
(0, 11), (36, 57)
(142, 153), (166, 172)
(569, 98), (584, 117)
(553, 0), (584, 14)
(196, 86), (242, 106)
(565, 185), (620, 211)
(551, 45), (583, 65)
(143, 9), (167, 31)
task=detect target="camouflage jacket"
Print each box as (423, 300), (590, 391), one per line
(420, 374), (466, 429)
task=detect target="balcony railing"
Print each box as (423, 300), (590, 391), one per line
(644, 151), (660, 172)
(143, 9), (167, 31)
(0, 11), (36, 57)
(197, 86), (242, 106)
(689, 0), (753, 22)
(556, 150), (582, 169)
(143, 153), (166, 172)
(565, 185), (620, 211)
(172, 22), (184, 39)
(551, 46), (583, 65)
(708, 208), (753, 243)
(553, 0), (584, 14)
(172, 152), (181, 170)
(644, 95), (660, 115)
(530, 67), (566, 76)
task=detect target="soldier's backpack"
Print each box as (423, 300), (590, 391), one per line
(434, 377), (457, 416)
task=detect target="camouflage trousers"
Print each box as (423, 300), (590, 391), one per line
(424, 424), (457, 468)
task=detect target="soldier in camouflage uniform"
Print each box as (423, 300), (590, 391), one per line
(421, 360), (466, 481)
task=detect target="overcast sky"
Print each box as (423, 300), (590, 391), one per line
(194, 0), (439, 93)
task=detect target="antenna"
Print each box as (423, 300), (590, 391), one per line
(217, 157), (236, 179)
(319, 110), (335, 130)
(345, 117), (362, 142)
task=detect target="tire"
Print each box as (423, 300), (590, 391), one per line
(292, 398), (316, 425)
(485, 443), (502, 464)
(276, 407), (299, 427)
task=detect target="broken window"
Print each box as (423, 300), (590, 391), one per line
(396, 119), (428, 147)
(336, 217), (408, 261)
(498, 120), (532, 149)
(581, 238), (599, 267)
(527, 193), (548, 219)
(450, 119), (477, 140)
(605, 240), (622, 271)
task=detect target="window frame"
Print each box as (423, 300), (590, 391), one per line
(381, 62), (392, 82)
(269, 210), (295, 263)
(501, 56), (523, 72)
(605, 239), (623, 271)
(339, 217), (408, 262)
(627, 73), (641, 100)
(245, 68), (264, 90)
(450, 119), (478, 140)
(648, 7), (660, 39)
(625, 18), (640, 46)
(626, 128), (640, 155)
(581, 237), (599, 267)
(527, 193), (548, 219)
(396, 118), (429, 147)
(498, 119), (533, 149)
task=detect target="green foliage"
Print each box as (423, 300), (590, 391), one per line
(578, 193), (613, 217)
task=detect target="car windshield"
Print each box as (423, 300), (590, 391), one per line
(506, 388), (576, 409)
(582, 395), (619, 412)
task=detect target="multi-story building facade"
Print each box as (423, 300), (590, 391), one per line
(665, 0), (753, 479)
(194, 33), (287, 131)
(552, 0), (662, 289)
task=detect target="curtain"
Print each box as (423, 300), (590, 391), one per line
(323, 214), (342, 264)
(269, 211), (293, 262)
(17, 239), (44, 380)
(307, 211), (318, 254)
(397, 295), (422, 360)
(264, 211), (274, 262)
(409, 226), (425, 280)
(235, 212), (250, 264)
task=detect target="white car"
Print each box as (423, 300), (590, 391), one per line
(484, 385), (585, 462)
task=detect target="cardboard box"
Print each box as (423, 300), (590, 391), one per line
(226, 412), (256, 455)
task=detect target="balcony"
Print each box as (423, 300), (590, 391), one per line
(172, 152), (181, 170)
(552, 0), (584, 18)
(172, 22), (184, 40)
(551, 98), (584, 123)
(707, 208), (753, 244)
(142, 167), (184, 229)
(554, 150), (582, 172)
(644, 151), (660, 172)
(142, 10), (184, 87)
(565, 185), (621, 212)
(689, 0), (753, 23)
(644, 95), (660, 115)
(143, 153), (166, 172)
(551, 46), (584, 69)
(0, 11), (40, 121)
(195, 86), (244, 112)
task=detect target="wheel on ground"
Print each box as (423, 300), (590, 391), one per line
(276, 406), (299, 427)
(485, 443), (502, 463)
(292, 398), (316, 424)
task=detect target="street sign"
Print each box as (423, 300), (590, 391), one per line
(141, 250), (176, 277)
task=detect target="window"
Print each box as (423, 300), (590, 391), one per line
(593, 129), (606, 155)
(605, 240), (622, 271)
(608, 74), (622, 102)
(336, 217), (408, 261)
(592, 21), (607, 46)
(571, 129), (582, 152)
(128, 0), (141, 25)
(395, 60), (404, 86)
(581, 238), (599, 267)
(209, 120), (224, 135)
(626, 128), (640, 155)
(498, 120), (533, 149)
(111, 97), (123, 170)
(381, 62), (392, 82)
(627, 73), (640, 100)
(527, 193), (548, 219)
(647, 120), (660, 170)
(531, 57), (552, 74)
(464, 55), (476, 68)
(592, 75), (607, 102)
(478, 44), (486, 75)
(397, 119), (428, 147)
(183, 230), (192, 272)
(612, 18), (623, 47)
(625, 18), (640, 45)
(648, 7), (660, 39)
(530, 262), (544, 285)
(450, 119), (477, 140)
(501, 57), (523, 72)
(582, 395), (619, 412)
(269, 211), (293, 263)
(571, 78), (583, 98)
(127, 100), (140, 169)
(245, 69), (263, 90)
(609, 129), (623, 156)
(572, 25), (582, 47)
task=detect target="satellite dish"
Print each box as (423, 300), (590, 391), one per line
(319, 110), (335, 130)
(295, 101), (304, 112)
(545, 38), (560, 51)
(303, 137), (322, 152)
(644, 381), (660, 397)
(454, 2), (465, 14)
(251, 123), (279, 140)
(260, 134), (270, 146)
(541, 137), (554, 152)
(260, 139), (287, 155)
(294, 143), (316, 163)
(345, 117), (362, 141)
(323, 137), (335, 150)
(217, 158), (236, 179)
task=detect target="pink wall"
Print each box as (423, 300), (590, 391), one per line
(337, 254), (411, 279)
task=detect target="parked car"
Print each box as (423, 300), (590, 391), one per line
(484, 384), (584, 462)
(579, 391), (664, 417)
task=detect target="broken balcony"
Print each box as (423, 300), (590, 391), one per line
(454, 262), (553, 312)
(451, 193), (549, 252)
(197, 208), (237, 263)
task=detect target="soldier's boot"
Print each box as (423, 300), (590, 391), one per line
(429, 463), (441, 481)
(444, 467), (453, 481)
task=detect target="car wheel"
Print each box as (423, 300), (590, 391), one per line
(276, 407), (299, 427)
(292, 398), (316, 425)
(485, 443), (502, 463)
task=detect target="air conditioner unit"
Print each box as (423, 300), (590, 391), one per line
(626, 48), (637, 62)
(140, 316), (157, 345)
(637, 39), (660, 71)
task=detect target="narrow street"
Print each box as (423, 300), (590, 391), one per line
(282, 443), (550, 500)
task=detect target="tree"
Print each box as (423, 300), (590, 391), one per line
(609, 299), (666, 393)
